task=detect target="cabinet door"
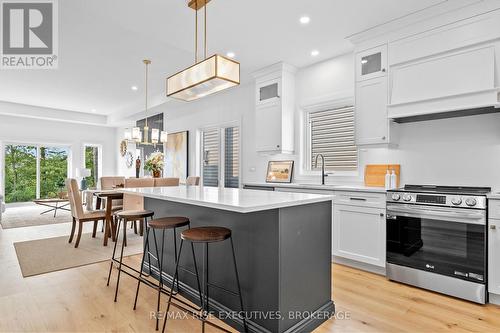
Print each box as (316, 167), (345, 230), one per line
(256, 78), (281, 107)
(356, 44), (387, 81)
(255, 104), (282, 152)
(333, 204), (386, 267)
(355, 77), (388, 145)
(489, 219), (500, 294)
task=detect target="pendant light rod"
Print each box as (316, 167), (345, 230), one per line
(193, 0), (208, 63)
(143, 59), (151, 127)
(204, 3), (207, 59)
(195, 1), (198, 63)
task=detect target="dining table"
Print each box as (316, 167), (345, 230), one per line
(93, 190), (124, 246)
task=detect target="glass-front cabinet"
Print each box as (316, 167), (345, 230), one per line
(356, 44), (387, 81)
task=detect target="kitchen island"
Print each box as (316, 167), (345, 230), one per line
(122, 186), (334, 333)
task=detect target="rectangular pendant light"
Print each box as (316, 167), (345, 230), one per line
(166, 54), (240, 101)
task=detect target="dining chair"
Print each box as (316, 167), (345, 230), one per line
(186, 176), (200, 185)
(123, 178), (155, 236)
(66, 179), (107, 248)
(154, 177), (180, 187)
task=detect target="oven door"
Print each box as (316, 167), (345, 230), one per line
(386, 204), (486, 284)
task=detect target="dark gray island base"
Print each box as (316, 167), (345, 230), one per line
(143, 197), (334, 333)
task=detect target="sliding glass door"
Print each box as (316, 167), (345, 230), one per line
(4, 144), (69, 203)
(4, 145), (37, 203)
(201, 125), (240, 188)
(39, 147), (69, 199)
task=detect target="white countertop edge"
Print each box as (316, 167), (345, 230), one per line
(121, 188), (334, 213)
(243, 182), (387, 193)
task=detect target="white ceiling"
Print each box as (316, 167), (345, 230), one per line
(0, 0), (446, 121)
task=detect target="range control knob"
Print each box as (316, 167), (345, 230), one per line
(465, 197), (477, 207)
(391, 193), (401, 201)
(451, 197), (462, 206)
(402, 194), (412, 202)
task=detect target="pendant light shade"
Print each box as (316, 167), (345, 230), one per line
(166, 0), (240, 102)
(160, 130), (168, 143)
(167, 55), (239, 101)
(132, 127), (141, 142)
(151, 128), (159, 144)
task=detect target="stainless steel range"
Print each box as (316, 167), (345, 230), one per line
(386, 185), (490, 304)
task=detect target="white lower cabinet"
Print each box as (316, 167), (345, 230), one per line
(333, 204), (386, 267)
(489, 218), (500, 295)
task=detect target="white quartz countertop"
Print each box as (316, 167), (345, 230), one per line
(121, 186), (334, 213)
(243, 182), (386, 193)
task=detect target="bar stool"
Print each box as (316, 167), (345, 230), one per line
(133, 216), (203, 331)
(162, 226), (248, 333)
(106, 209), (154, 303)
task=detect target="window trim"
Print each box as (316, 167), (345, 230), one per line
(300, 97), (359, 177)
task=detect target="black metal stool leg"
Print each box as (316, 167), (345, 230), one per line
(162, 239), (184, 333)
(173, 227), (179, 293)
(191, 242), (203, 307)
(113, 218), (125, 302)
(133, 225), (151, 310)
(106, 214), (121, 287)
(230, 237), (248, 333)
(155, 229), (166, 331)
(202, 242), (209, 333)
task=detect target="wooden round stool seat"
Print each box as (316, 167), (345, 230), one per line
(148, 216), (190, 230)
(181, 226), (231, 243)
(115, 209), (154, 219)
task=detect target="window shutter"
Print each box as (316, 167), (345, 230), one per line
(224, 127), (239, 188)
(202, 129), (219, 186)
(309, 106), (357, 171)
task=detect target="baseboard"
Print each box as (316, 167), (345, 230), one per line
(333, 256), (386, 276)
(489, 293), (500, 305)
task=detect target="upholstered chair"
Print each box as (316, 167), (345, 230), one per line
(66, 179), (107, 248)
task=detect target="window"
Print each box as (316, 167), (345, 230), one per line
(306, 106), (357, 171)
(201, 125), (240, 188)
(84, 145), (100, 189)
(4, 144), (69, 203)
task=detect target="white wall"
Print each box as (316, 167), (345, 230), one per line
(0, 113), (117, 196)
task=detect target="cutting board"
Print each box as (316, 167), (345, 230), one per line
(364, 164), (401, 187)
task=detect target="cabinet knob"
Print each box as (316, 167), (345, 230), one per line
(381, 136), (386, 140)
(380, 213), (384, 217)
(382, 68), (386, 72)
(277, 145), (280, 148)
(491, 225), (497, 230)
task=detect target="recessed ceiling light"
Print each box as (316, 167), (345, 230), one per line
(311, 50), (319, 57)
(226, 52), (235, 58)
(91, 109), (97, 113)
(299, 16), (310, 25)
(131, 85), (138, 91)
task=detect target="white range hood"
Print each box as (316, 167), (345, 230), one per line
(388, 45), (500, 121)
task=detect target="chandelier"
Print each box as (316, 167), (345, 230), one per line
(166, 0), (240, 101)
(125, 59), (168, 146)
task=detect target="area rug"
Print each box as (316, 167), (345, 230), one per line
(13, 232), (143, 277)
(1, 203), (71, 229)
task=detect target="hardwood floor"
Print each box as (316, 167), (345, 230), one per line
(1, 222), (500, 332)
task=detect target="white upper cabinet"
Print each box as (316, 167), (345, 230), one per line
(356, 45), (387, 82)
(354, 44), (397, 146)
(253, 63), (296, 154)
(356, 77), (390, 145)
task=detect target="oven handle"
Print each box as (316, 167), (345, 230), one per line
(387, 205), (486, 225)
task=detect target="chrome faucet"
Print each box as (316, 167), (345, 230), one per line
(314, 154), (327, 185)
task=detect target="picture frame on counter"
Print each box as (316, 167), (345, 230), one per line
(266, 160), (294, 183)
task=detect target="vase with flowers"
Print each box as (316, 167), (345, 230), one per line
(144, 152), (165, 178)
